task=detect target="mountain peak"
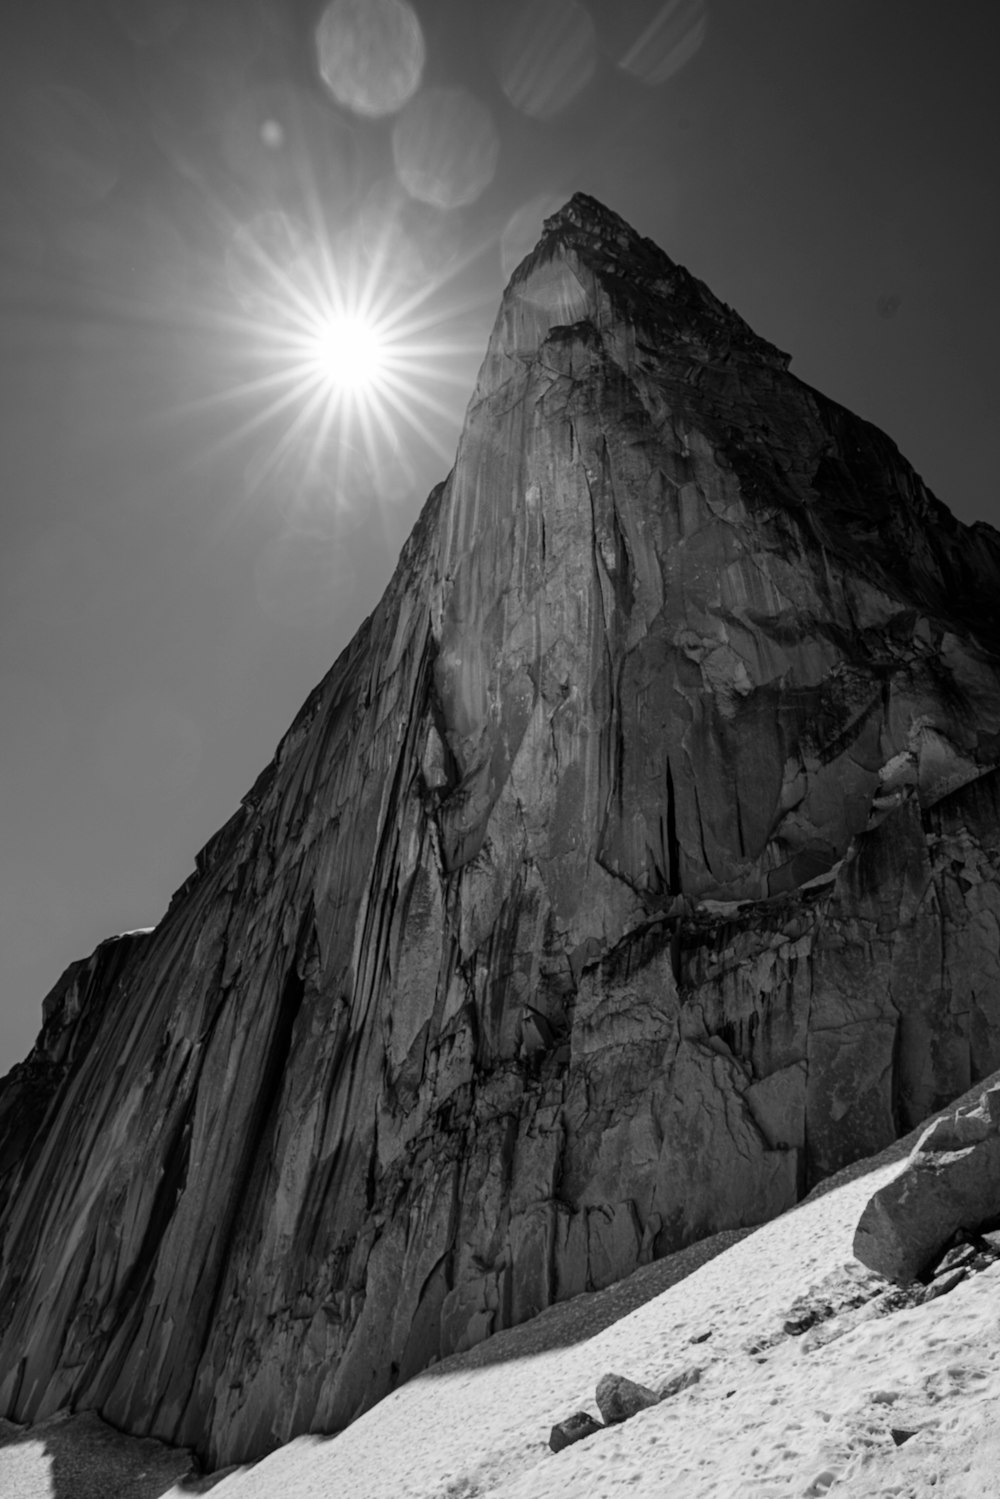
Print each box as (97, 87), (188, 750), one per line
(494, 191), (791, 381)
(539, 191), (652, 253)
(507, 190), (670, 298)
(2, 196), (1000, 1470)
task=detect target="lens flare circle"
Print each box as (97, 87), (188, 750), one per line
(392, 87), (499, 210)
(316, 0), (425, 118)
(307, 313), (386, 393)
(498, 0), (596, 121)
(618, 0), (707, 84)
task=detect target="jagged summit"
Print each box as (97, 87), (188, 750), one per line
(521, 191), (673, 284)
(533, 191), (667, 275)
(502, 191), (791, 375)
(2, 199), (1000, 1468)
(543, 189), (631, 237)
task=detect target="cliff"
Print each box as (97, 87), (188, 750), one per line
(1, 194), (999, 1466)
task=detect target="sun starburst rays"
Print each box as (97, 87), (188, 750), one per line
(210, 210), (486, 506)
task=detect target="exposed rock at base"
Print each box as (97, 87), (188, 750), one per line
(0, 1408), (198, 1497)
(595, 1372), (660, 1423)
(549, 1410), (603, 1452)
(853, 1085), (1000, 1283)
(1, 194), (1000, 1467)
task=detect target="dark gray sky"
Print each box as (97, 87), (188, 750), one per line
(1, 0), (997, 1074)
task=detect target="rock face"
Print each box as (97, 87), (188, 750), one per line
(854, 1084), (1000, 1282)
(1, 194), (1000, 1466)
(0, 930), (152, 1224)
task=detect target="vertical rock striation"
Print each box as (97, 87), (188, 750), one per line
(1, 195), (1000, 1465)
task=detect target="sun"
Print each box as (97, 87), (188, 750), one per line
(306, 312), (387, 395)
(200, 198), (488, 515)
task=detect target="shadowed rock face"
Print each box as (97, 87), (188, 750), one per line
(2, 194), (1000, 1466)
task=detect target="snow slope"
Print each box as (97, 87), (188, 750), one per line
(4, 1074), (999, 1498)
(199, 1072), (1000, 1499)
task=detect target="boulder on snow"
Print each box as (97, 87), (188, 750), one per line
(549, 1411), (603, 1452)
(595, 1373), (661, 1424)
(657, 1366), (703, 1400)
(853, 1084), (1000, 1283)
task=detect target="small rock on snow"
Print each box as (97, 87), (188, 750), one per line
(595, 1373), (661, 1424)
(549, 1411), (603, 1453)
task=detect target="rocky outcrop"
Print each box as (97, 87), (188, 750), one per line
(1, 194), (1000, 1466)
(854, 1085), (1000, 1282)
